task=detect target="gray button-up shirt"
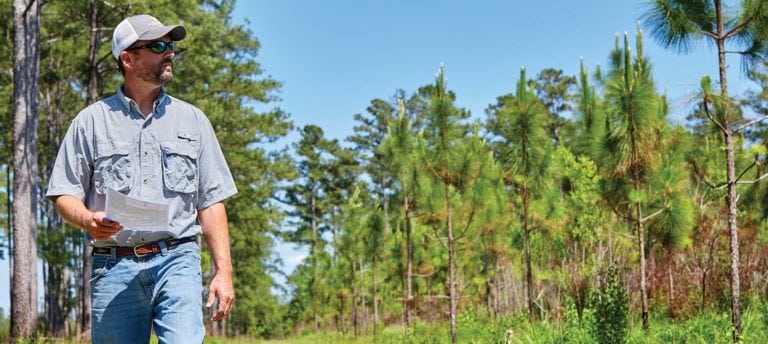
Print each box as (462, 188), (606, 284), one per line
(46, 86), (237, 247)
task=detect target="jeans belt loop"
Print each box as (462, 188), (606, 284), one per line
(109, 247), (117, 263)
(159, 239), (168, 256)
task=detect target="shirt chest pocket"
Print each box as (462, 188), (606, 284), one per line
(93, 141), (132, 194)
(160, 141), (199, 194)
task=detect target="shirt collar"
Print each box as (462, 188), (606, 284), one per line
(117, 84), (169, 116)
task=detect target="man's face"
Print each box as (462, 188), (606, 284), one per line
(129, 38), (175, 85)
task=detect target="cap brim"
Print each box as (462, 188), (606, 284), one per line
(139, 25), (186, 41)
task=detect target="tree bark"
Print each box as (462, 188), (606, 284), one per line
(405, 197), (413, 329)
(80, 239), (92, 340)
(11, 0), (41, 339)
(635, 177), (649, 331)
(372, 254), (378, 339)
(445, 182), (457, 344)
(668, 252), (675, 318)
(79, 0), (102, 336)
(351, 260), (359, 337)
(523, 186), (534, 321)
(712, 0), (741, 339)
(310, 187), (319, 332)
(725, 126), (742, 339)
(359, 257), (367, 335)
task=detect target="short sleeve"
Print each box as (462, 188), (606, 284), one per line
(195, 110), (237, 209)
(46, 116), (93, 201)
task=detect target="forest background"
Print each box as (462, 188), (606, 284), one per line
(4, 0), (768, 343)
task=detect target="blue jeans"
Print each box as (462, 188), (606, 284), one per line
(90, 241), (204, 344)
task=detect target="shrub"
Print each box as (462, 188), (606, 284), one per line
(593, 264), (628, 344)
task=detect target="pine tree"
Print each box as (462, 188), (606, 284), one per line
(416, 65), (496, 343)
(11, 0), (41, 339)
(380, 99), (420, 330)
(600, 29), (668, 331)
(283, 125), (335, 331)
(573, 60), (606, 161)
(486, 67), (550, 321)
(529, 68), (577, 148)
(643, 1), (768, 337)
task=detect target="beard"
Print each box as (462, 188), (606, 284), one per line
(139, 57), (174, 85)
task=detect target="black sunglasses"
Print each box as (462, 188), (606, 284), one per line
(125, 41), (175, 54)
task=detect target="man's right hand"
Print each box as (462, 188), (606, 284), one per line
(85, 211), (123, 240)
(55, 195), (123, 240)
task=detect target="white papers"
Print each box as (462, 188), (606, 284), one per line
(105, 187), (170, 231)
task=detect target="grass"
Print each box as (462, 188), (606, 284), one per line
(5, 305), (768, 343)
(257, 305), (768, 344)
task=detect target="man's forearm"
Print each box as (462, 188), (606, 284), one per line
(199, 202), (233, 275)
(55, 194), (92, 230)
(198, 201), (235, 321)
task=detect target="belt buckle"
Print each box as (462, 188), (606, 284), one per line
(133, 244), (149, 258)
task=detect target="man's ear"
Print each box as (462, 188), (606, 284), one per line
(120, 51), (134, 69)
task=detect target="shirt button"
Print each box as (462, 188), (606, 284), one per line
(143, 179), (148, 184)
(144, 151), (148, 156)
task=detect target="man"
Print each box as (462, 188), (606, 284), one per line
(46, 14), (236, 343)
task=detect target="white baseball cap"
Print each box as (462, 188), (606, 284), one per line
(112, 14), (186, 59)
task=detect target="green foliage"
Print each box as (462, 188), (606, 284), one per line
(556, 148), (604, 243)
(487, 67), (551, 187)
(647, 126), (694, 249)
(593, 264), (629, 344)
(602, 30), (663, 180)
(573, 59), (605, 160)
(529, 68), (577, 147)
(0, 308), (8, 343)
(642, 0), (768, 72)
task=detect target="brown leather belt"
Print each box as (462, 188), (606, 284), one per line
(92, 236), (197, 258)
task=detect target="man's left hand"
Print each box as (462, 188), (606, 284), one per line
(206, 271), (235, 321)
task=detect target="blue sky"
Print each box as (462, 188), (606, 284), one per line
(234, 0), (750, 141)
(0, 0), (760, 313)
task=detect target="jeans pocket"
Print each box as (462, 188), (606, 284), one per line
(170, 242), (200, 261)
(89, 256), (113, 284)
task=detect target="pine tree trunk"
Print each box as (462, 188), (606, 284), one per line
(40, 66), (67, 340)
(668, 252), (675, 318)
(523, 187), (534, 321)
(359, 257), (367, 335)
(78, 2), (102, 336)
(494, 260), (501, 314)
(445, 182), (457, 344)
(311, 188), (319, 332)
(81, 240), (92, 340)
(712, 1), (741, 338)
(484, 255), (492, 318)
(338, 291), (346, 334)
(372, 255), (378, 339)
(725, 126), (742, 339)
(45, 261), (67, 337)
(6, 166), (11, 259)
(87, 0), (101, 105)
(404, 197), (413, 330)
(352, 260), (359, 337)
(11, 0), (40, 339)
(635, 177), (649, 331)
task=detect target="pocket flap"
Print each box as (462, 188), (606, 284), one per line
(161, 141), (199, 159)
